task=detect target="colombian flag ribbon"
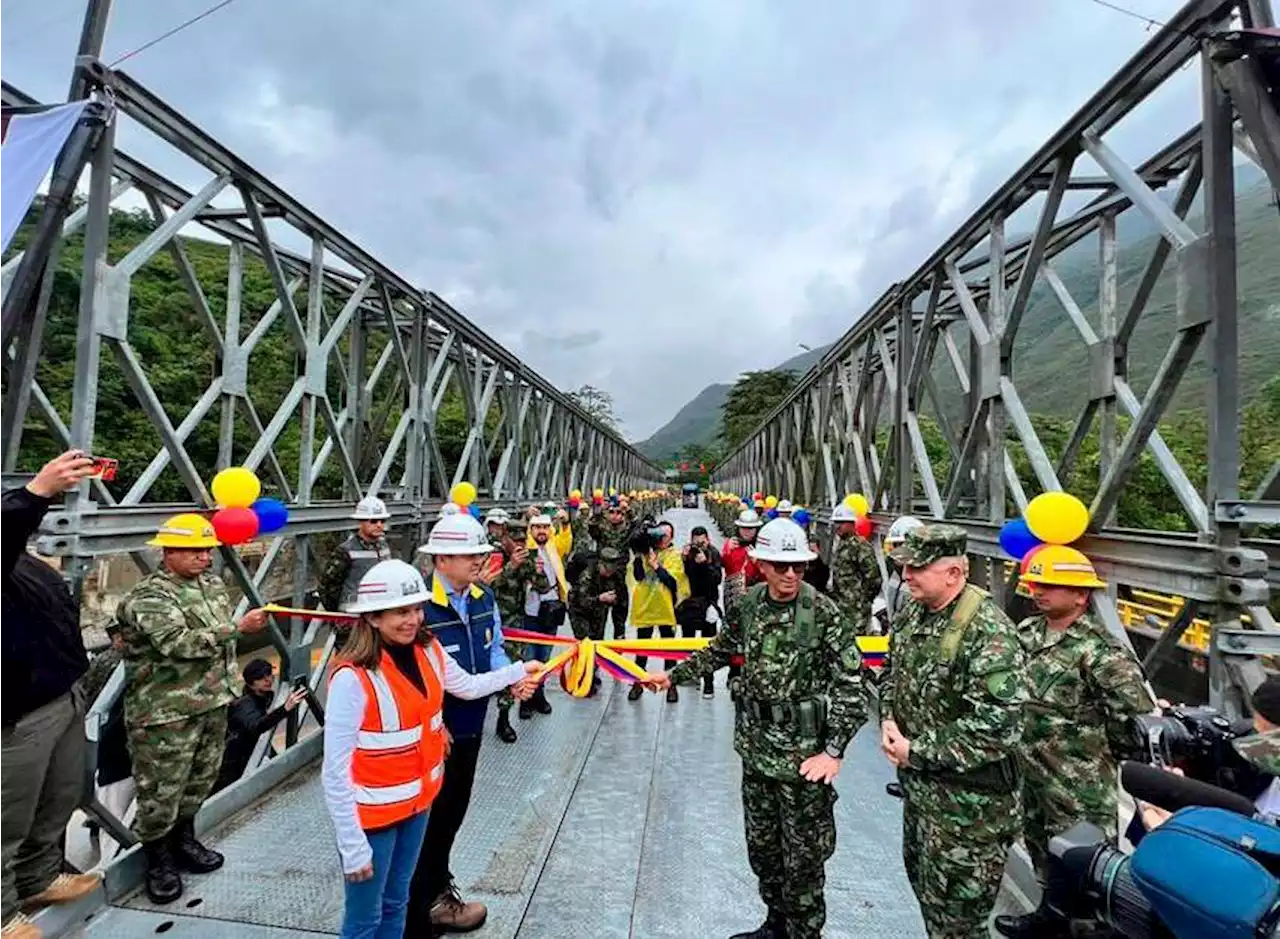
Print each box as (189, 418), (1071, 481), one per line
(500, 627), (889, 698)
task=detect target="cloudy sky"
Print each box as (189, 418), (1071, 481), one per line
(3, 0), (1200, 440)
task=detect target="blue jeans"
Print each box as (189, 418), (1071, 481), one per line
(340, 810), (430, 939)
(524, 614), (554, 663)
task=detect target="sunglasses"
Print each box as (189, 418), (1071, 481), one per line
(768, 561), (808, 573)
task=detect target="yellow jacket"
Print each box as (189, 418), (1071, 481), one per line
(553, 525), (573, 562)
(627, 545), (689, 627)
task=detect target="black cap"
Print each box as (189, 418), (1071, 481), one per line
(691, 525), (708, 537)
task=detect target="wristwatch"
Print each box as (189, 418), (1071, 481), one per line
(823, 741), (845, 760)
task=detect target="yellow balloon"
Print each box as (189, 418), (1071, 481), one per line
(1024, 491), (1090, 545)
(843, 493), (870, 517)
(764, 495), (778, 509)
(570, 489), (582, 500)
(450, 482), (477, 507)
(211, 467), (261, 508)
(593, 488), (605, 498)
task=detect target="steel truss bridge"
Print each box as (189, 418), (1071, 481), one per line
(0, 1), (1277, 936)
(716, 0), (1280, 720)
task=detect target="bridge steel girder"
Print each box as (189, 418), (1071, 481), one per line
(712, 0), (1279, 718)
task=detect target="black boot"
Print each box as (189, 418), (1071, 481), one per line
(142, 840), (183, 904)
(531, 686), (552, 715)
(627, 684), (644, 702)
(496, 708), (518, 743)
(994, 901), (1055, 938)
(729, 910), (786, 938)
(170, 818), (224, 874)
(702, 676), (714, 698)
(518, 700), (533, 720)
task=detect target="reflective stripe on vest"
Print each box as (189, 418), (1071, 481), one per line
(335, 640), (448, 830)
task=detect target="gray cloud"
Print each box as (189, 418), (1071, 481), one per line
(3, 0), (1196, 439)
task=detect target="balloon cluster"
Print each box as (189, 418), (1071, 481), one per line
(998, 491), (1091, 572)
(568, 488), (583, 509)
(842, 492), (874, 539)
(592, 487), (605, 506)
(445, 482), (482, 520)
(209, 467), (288, 545)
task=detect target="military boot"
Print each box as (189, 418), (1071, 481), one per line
(994, 901), (1058, 938)
(495, 708), (517, 743)
(530, 685), (552, 715)
(518, 699), (533, 720)
(170, 818), (224, 873)
(142, 841), (183, 904)
(728, 910), (786, 938)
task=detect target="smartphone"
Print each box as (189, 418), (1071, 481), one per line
(291, 675), (309, 692)
(88, 455), (118, 482)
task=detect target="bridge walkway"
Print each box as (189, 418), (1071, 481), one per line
(67, 506), (1028, 939)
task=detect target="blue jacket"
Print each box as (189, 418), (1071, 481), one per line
(425, 575), (506, 739)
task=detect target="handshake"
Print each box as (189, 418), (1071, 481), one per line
(509, 661), (544, 701)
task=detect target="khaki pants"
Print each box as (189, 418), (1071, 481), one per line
(1, 687), (87, 920)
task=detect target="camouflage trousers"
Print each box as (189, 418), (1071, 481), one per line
(127, 706), (228, 843)
(1022, 767), (1117, 883)
(568, 608), (606, 641)
(741, 769), (837, 939)
(496, 641), (525, 713)
(900, 775), (1019, 939)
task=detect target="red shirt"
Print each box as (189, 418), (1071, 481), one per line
(721, 537), (762, 585)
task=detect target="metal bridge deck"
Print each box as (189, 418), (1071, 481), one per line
(68, 508), (1027, 938)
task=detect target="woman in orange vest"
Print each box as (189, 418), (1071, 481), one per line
(322, 559), (537, 939)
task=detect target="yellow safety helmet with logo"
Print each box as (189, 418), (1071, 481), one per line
(1020, 544), (1106, 589)
(148, 513), (221, 549)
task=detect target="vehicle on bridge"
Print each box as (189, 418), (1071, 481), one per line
(681, 481), (700, 508)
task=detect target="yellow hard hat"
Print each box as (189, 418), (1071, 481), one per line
(1020, 545), (1105, 589)
(149, 513), (221, 549)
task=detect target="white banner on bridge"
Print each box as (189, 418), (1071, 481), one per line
(1, 99), (89, 253)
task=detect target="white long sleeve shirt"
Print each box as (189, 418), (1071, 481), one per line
(322, 654), (525, 873)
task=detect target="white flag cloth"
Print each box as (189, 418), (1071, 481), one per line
(1, 100), (90, 253)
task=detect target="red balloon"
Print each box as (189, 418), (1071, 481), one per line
(854, 516), (873, 539)
(1020, 543), (1050, 574)
(212, 506), (259, 545)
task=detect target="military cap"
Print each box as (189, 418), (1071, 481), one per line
(888, 523), (968, 567)
(1233, 728), (1280, 776)
(598, 546), (622, 563)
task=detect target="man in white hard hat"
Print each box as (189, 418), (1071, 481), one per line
(828, 504), (881, 638)
(407, 511), (526, 935)
(318, 497), (393, 615)
(647, 517), (869, 939)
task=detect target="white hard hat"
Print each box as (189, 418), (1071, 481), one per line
(750, 518), (817, 563)
(885, 515), (925, 546)
(438, 502), (462, 517)
(484, 508), (509, 525)
(734, 509), (764, 529)
(351, 496), (390, 521)
(418, 513), (491, 556)
(345, 559), (429, 614)
(529, 514), (553, 527)
(831, 503), (858, 523)
(776, 499), (793, 514)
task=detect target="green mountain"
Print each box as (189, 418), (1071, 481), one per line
(638, 345), (829, 460)
(640, 165), (1277, 459)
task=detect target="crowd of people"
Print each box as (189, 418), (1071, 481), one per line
(4, 451), (1279, 939)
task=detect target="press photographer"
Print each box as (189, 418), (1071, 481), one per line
(625, 520), (688, 703)
(677, 527), (722, 698)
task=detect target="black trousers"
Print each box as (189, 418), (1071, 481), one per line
(634, 624), (676, 671)
(679, 616), (717, 691)
(406, 732), (483, 932)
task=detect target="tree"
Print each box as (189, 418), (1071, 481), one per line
(568, 384), (620, 432)
(720, 369), (798, 451)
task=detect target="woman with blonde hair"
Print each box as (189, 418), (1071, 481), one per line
(322, 558), (537, 939)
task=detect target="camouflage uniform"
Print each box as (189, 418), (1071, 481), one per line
(316, 532), (392, 611)
(115, 570), (239, 843)
(589, 514), (632, 639)
(829, 533), (880, 634)
(1015, 611), (1153, 880)
(881, 525), (1028, 939)
(668, 582), (868, 939)
(1234, 728), (1280, 775)
(568, 548), (623, 641)
(491, 533), (534, 719)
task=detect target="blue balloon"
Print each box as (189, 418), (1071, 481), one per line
(998, 518), (1041, 560)
(469, 503), (482, 519)
(250, 497), (289, 534)
(765, 508), (779, 520)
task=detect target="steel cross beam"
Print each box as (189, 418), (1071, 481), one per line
(712, 0), (1278, 718)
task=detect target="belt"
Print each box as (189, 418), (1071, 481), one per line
(740, 697), (827, 727)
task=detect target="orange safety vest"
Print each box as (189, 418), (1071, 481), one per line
(334, 640), (448, 831)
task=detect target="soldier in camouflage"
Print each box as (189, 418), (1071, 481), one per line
(995, 545), (1154, 938)
(589, 501), (633, 639)
(647, 517), (868, 939)
(828, 503), (880, 634)
(1233, 676), (1280, 807)
(115, 513), (269, 905)
(483, 510), (532, 744)
(316, 496), (393, 628)
(879, 524), (1028, 939)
